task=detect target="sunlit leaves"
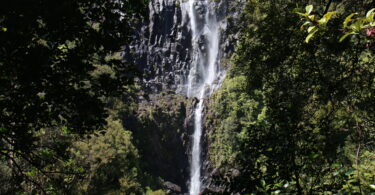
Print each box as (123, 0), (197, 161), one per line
(340, 16), (364, 42)
(339, 32), (357, 42)
(339, 8), (374, 42)
(343, 13), (359, 29)
(71, 117), (144, 194)
(366, 8), (375, 24)
(306, 26), (319, 43)
(306, 5), (313, 15)
(296, 5), (336, 43)
(297, 5), (375, 43)
(318, 11), (336, 24)
(340, 151), (375, 194)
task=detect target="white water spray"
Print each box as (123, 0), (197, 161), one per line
(181, 0), (222, 194)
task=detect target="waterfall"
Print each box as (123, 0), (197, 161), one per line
(181, 0), (222, 194)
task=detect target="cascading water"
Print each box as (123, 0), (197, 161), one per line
(181, 0), (222, 194)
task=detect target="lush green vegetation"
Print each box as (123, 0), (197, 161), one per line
(207, 0), (375, 194)
(0, 0), (168, 194)
(1, 0), (374, 194)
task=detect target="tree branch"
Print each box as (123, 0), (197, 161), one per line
(323, 0), (333, 14)
(2, 151), (47, 195)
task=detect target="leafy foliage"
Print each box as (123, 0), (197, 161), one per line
(0, 0), (149, 193)
(296, 4), (375, 43)
(71, 117), (143, 194)
(126, 94), (191, 190)
(206, 0), (375, 194)
(296, 5), (336, 43)
(340, 8), (375, 42)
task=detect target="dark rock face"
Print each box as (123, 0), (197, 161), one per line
(163, 181), (183, 194)
(124, 93), (193, 191)
(124, 0), (189, 93)
(124, 0), (244, 94)
(123, 0), (246, 193)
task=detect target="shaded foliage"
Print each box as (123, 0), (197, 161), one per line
(207, 0), (375, 194)
(0, 0), (148, 193)
(124, 93), (191, 191)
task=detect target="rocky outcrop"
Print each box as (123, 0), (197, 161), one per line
(123, 0), (246, 193)
(163, 181), (183, 194)
(124, 0), (188, 93)
(124, 93), (193, 191)
(124, 0), (245, 94)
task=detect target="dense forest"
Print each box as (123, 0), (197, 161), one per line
(0, 0), (374, 194)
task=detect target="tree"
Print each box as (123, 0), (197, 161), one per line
(296, 5), (374, 43)
(206, 0), (375, 193)
(71, 117), (143, 195)
(0, 0), (147, 193)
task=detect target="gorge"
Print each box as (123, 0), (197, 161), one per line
(1, 0), (374, 194)
(125, 0), (242, 193)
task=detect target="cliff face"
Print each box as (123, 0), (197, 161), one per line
(124, 94), (192, 192)
(123, 0), (245, 193)
(125, 0), (244, 94)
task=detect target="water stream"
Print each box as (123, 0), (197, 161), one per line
(181, 0), (222, 194)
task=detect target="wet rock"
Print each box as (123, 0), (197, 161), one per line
(164, 181), (182, 193)
(202, 186), (225, 194)
(124, 0), (244, 95)
(123, 0), (246, 193)
(210, 168), (220, 177)
(228, 168), (240, 178)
